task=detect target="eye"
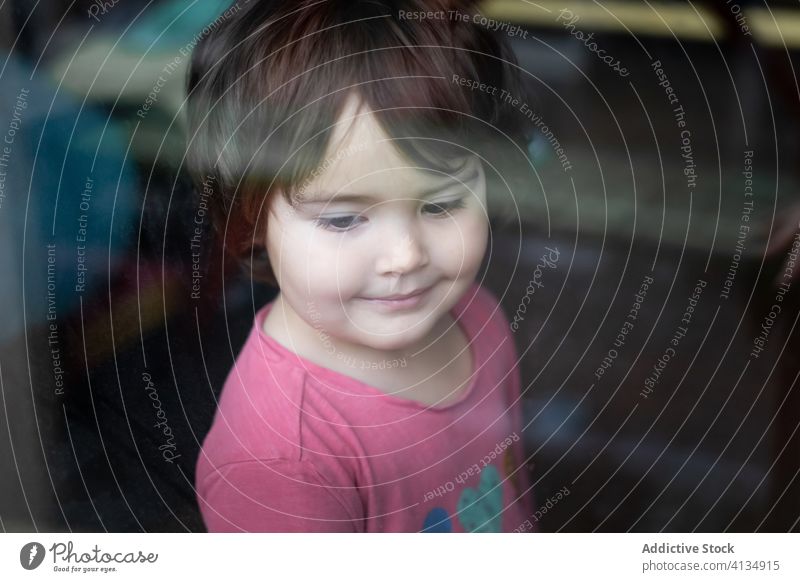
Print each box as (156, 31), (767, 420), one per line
(313, 214), (365, 232)
(422, 198), (467, 216)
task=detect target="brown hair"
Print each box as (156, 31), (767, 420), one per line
(185, 0), (531, 286)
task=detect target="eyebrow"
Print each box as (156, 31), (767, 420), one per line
(297, 167), (479, 207)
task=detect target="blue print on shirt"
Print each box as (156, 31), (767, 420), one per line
(456, 465), (502, 532)
(421, 507), (452, 532)
(420, 465), (504, 532)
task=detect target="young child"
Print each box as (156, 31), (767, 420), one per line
(186, 0), (535, 532)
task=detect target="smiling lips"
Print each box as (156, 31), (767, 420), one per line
(360, 285), (433, 310)
(375, 286), (431, 301)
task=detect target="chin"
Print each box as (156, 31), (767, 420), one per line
(355, 322), (432, 352)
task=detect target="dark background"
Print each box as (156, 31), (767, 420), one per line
(0, 0), (799, 532)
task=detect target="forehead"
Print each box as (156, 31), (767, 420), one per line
(298, 94), (468, 201)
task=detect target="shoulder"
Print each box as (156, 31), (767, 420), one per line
(198, 362), (303, 473)
(195, 326), (366, 531)
(196, 320), (363, 482)
(198, 326), (308, 469)
(458, 282), (522, 396)
(456, 281), (514, 340)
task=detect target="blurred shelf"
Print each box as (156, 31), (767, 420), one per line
(485, 0), (800, 48)
(482, 0), (724, 41)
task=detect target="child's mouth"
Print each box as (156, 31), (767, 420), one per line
(358, 285), (433, 311)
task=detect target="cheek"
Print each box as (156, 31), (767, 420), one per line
(432, 212), (488, 272)
(280, 227), (365, 295)
(306, 232), (362, 277)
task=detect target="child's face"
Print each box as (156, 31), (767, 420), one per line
(265, 96), (489, 351)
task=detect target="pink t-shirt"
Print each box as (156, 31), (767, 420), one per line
(196, 282), (535, 532)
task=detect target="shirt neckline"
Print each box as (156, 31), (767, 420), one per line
(252, 285), (483, 412)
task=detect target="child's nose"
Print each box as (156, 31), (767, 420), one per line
(376, 229), (429, 275)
